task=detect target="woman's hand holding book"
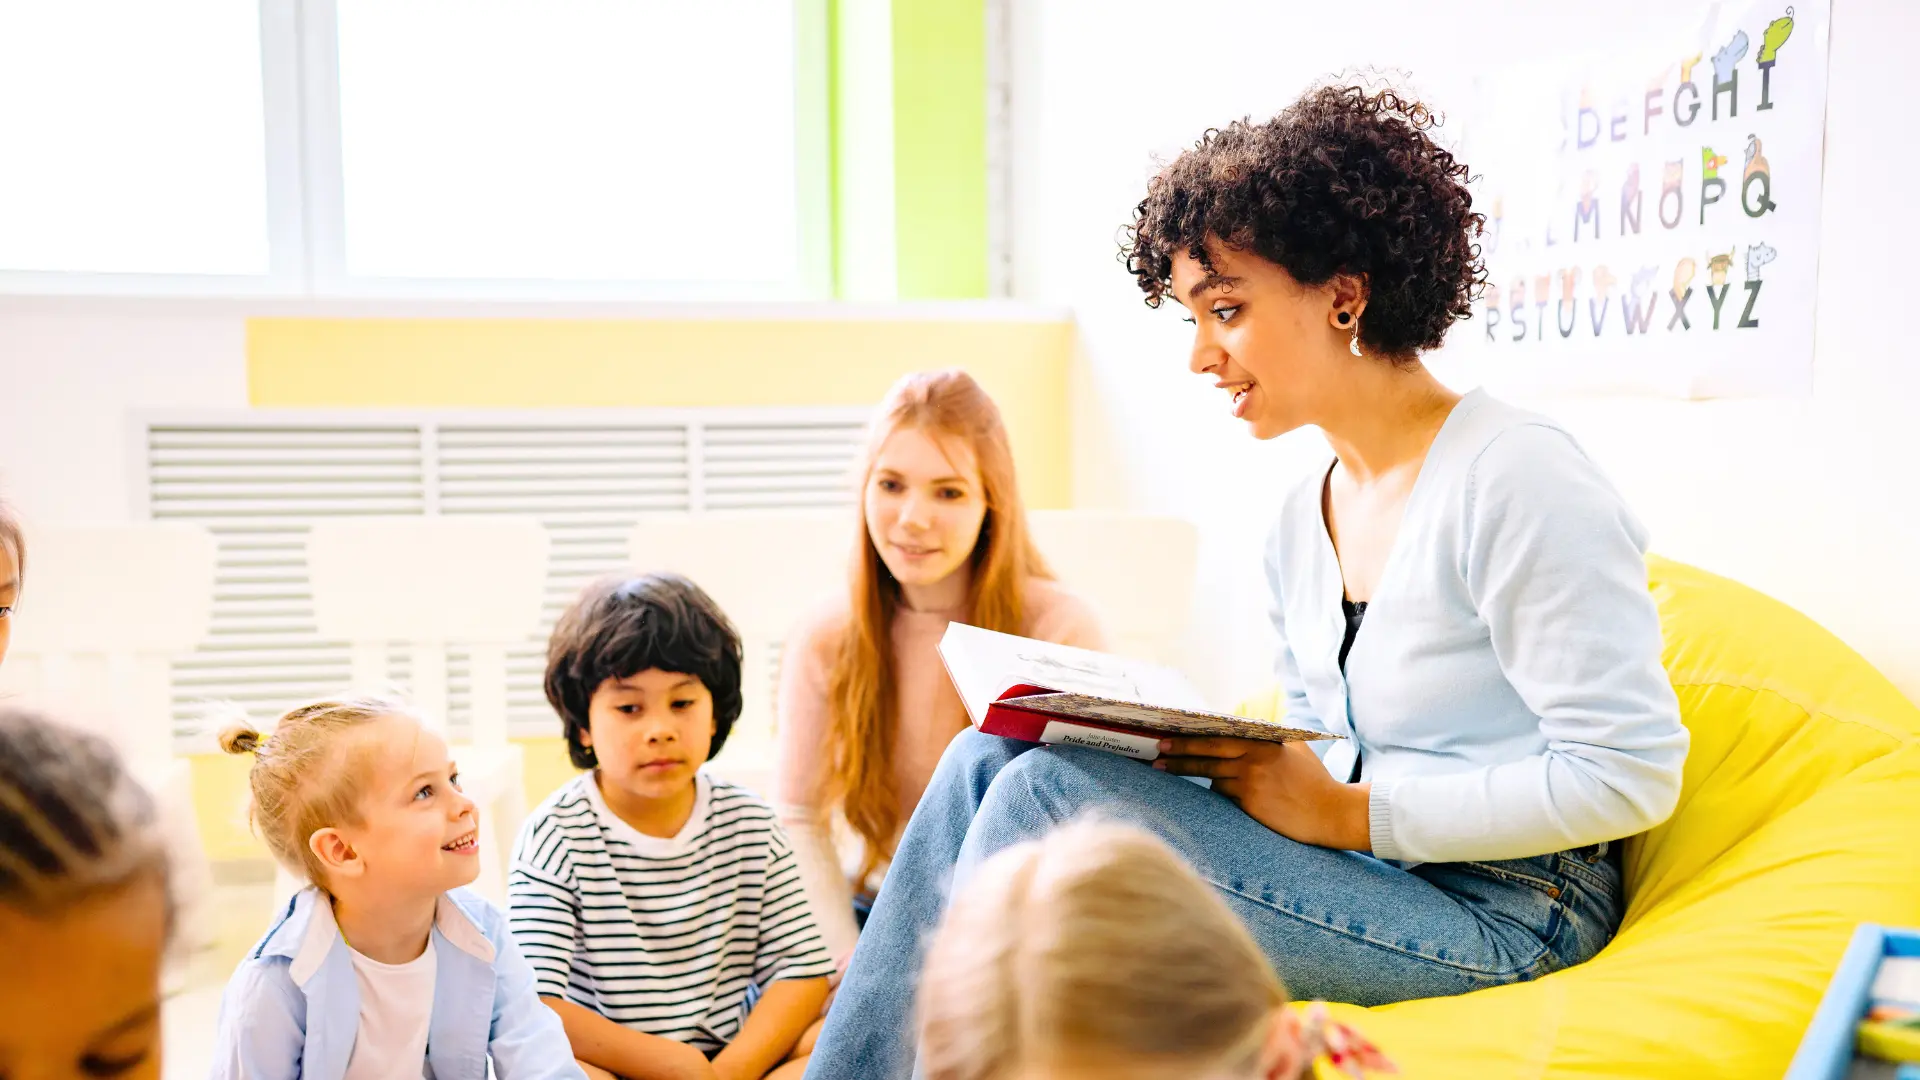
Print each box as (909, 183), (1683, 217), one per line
(1156, 737), (1373, 852)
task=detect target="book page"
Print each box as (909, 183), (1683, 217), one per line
(1004, 646), (1142, 700)
(938, 622), (1204, 724)
(1872, 956), (1920, 1008)
(1003, 693), (1335, 744)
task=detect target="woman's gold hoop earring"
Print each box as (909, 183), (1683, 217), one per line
(1349, 326), (1364, 357)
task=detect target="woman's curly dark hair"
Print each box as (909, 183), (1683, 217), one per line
(1123, 84), (1487, 359)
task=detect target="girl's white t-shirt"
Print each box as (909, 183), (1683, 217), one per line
(342, 937), (437, 1080)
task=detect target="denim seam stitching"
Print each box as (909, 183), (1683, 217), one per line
(1461, 861), (1564, 895)
(1553, 854), (1616, 895)
(1207, 877), (1549, 979)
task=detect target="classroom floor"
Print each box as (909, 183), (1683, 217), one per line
(163, 876), (273, 1080)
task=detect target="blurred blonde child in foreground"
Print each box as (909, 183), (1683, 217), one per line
(212, 696), (582, 1080)
(917, 820), (1395, 1080)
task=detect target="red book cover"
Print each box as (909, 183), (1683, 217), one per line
(980, 684), (1174, 760)
(940, 623), (1336, 764)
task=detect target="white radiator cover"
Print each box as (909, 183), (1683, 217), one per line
(137, 408), (866, 749)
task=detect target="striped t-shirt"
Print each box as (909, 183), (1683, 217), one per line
(507, 771), (835, 1053)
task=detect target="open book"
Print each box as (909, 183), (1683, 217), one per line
(937, 623), (1336, 762)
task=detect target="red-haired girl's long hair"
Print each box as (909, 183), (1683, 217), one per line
(824, 369), (1051, 880)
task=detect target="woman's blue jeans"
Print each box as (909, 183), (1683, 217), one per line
(802, 730), (1623, 1080)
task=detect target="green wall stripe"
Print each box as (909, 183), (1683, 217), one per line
(825, 0), (845, 298)
(889, 0), (988, 300)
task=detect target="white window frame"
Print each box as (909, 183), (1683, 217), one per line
(0, 0), (831, 301)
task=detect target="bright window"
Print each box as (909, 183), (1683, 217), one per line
(0, 0), (822, 296)
(334, 0), (802, 287)
(0, 1), (271, 276)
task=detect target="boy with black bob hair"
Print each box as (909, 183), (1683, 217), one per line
(543, 571), (745, 769)
(511, 572), (833, 1080)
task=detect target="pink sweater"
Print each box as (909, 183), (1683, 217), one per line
(772, 577), (1107, 959)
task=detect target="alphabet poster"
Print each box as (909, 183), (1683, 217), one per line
(1457, 1), (1829, 398)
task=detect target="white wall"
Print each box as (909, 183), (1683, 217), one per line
(4, 0), (1913, 706)
(1019, 0), (1920, 703)
(0, 304), (249, 524)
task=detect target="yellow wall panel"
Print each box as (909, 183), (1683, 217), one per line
(247, 317), (1076, 508)
(518, 736), (586, 810)
(191, 752), (263, 862)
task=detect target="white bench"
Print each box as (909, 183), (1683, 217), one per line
(0, 522), (219, 964)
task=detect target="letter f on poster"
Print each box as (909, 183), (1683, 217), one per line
(1458, 0), (1827, 398)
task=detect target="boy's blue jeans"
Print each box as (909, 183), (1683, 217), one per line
(803, 730), (1623, 1080)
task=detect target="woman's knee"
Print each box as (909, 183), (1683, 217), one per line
(974, 746), (1238, 859)
(979, 744), (1149, 824)
(945, 726), (1019, 765)
(898, 730), (1036, 830)
(932, 728), (1028, 787)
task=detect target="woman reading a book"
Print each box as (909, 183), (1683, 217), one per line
(773, 369), (1107, 966)
(801, 83), (1688, 1080)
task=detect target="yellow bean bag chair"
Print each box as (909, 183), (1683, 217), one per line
(1238, 556), (1920, 1078)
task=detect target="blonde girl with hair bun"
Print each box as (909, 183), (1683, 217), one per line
(210, 696), (583, 1080)
(918, 821), (1395, 1080)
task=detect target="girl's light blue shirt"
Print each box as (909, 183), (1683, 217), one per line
(209, 886), (585, 1080)
(1265, 389), (1689, 864)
